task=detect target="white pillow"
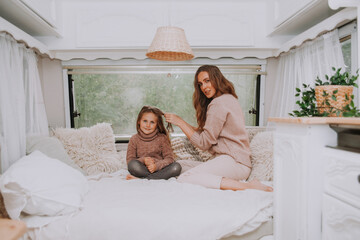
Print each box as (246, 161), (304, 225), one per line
(26, 135), (86, 175)
(0, 151), (89, 221)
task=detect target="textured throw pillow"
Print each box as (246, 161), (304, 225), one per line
(26, 135), (85, 175)
(248, 131), (274, 181)
(53, 123), (122, 175)
(117, 150), (128, 170)
(0, 151), (89, 222)
(246, 127), (268, 143)
(171, 137), (214, 162)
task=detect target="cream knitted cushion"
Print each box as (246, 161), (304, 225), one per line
(117, 150), (128, 170)
(53, 123), (123, 175)
(247, 131), (274, 181)
(171, 137), (214, 162)
(246, 127), (267, 143)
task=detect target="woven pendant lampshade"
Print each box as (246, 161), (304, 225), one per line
(146, 26), (194, 61)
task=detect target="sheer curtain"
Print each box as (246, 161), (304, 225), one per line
(268, 29), (345, 118)
(24, 49), (49, 135)
(0, 33), (49, 173)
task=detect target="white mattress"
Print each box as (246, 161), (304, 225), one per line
(26, 170), (273, 240)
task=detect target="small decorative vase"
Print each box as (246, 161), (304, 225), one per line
(315, 85), (353, 117)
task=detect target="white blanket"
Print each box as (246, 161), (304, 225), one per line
(27, 170), (272, 240)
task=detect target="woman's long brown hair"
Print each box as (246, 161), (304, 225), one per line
(136, 106), (173, 142)
(193, 65), (237, 130)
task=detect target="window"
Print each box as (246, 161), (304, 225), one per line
(339, 20), (357, 75)
(64, 58), (266, 137)
(340, 35), (351, 73)
(339, 20), (358, 104)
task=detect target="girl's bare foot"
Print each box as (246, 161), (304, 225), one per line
(126, 174), (139, 180)
(249, 179), (273, 192)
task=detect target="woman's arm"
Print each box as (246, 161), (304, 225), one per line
(164, 113), (196, 139)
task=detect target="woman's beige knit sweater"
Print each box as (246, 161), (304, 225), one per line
(190, 94), (251, 168)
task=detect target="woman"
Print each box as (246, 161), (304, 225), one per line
(165, 65), (272, 191)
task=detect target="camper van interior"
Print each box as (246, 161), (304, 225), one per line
(0, 0), (360, 239)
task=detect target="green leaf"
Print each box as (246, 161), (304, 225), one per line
(331, 95), (337, 101)
(342, 112), (352, 117)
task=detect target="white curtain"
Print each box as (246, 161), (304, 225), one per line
(268, 29), (346, 118)
(24, 49), (49, 135)
(0, 33), (49, 173)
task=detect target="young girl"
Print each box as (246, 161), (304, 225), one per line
(126, 106), (181, 180)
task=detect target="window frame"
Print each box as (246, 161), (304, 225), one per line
(62, 58), (267, 138)
(338, 20), (358, 107)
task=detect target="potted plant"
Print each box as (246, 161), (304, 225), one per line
(290, 67), (360, 117)
(315, 67), (358, 116)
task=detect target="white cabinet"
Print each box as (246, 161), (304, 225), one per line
(20, 0), (57, 27)
(322, 147), (360, 240)
(272, 122), (336, 240)
(0, 0), (60, 36)
(270, 118), (360, 240)
(269, 0), (339, 35)
(273, 0), (315, 27)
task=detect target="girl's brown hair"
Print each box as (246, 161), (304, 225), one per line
(193, 65), (237, 130)
(136, 106), (173, 142)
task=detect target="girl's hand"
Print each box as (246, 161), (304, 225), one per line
(164, 113), (183, 126)
(144, 157), (156, 173)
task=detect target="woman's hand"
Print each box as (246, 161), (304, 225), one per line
(144, 157), (156, 173)
(165, 113), (196, 139)
(164, 113), (183, 126)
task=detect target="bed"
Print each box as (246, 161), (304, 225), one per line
(0, 124), (274, 240)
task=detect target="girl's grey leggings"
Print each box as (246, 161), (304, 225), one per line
(128, 159), (182, 180)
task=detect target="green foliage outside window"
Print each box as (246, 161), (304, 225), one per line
(72, 69), (258, 135)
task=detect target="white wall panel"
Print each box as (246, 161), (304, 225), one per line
(38, 0), (279, 51)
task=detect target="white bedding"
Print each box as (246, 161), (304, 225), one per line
(26, 170), (273, 240)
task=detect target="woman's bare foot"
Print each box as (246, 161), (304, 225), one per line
(248, 179), (273, 192)
(220, 177), (273, 191)
(126, 174), (139, 180)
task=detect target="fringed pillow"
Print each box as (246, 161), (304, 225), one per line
(246, 127), (268, 143)
(171, 137), (214, 162)
(117, 150), (128, 170)
(248, 131), (274, 181)
(171, 137), (214, 173)
(53, 123), (122, 175)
